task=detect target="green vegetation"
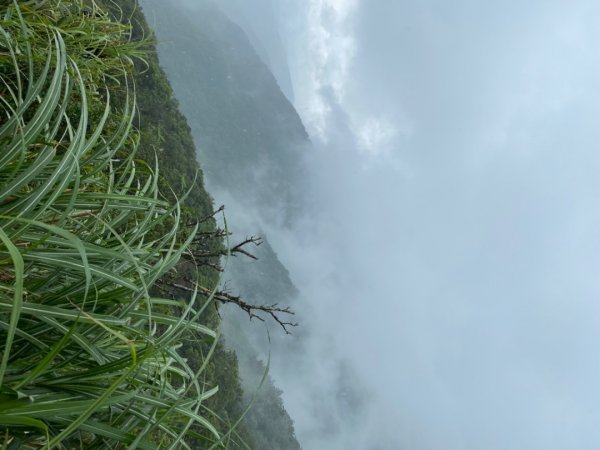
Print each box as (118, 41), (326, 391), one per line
(138, 1), (307, 448)
(99, 1), (257, 447)
(0, 1), (251, 448)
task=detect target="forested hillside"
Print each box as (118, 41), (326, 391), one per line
(140, 0), (310, 225)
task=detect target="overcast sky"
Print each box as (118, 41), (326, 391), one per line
(266, 0), (600, 449)
(146, 0), (600, 447)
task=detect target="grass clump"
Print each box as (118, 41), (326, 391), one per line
(0, 1), (224, 448)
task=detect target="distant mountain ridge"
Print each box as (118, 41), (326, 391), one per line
(140, 0), (309, 226)
(215, 0), (296, 103)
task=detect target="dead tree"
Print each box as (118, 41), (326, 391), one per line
(162, 279), (297, 334)
(167, 206), (297, 333)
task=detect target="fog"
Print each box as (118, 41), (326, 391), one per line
(257, 1), (600, 448)
(152, 0), (600, 448)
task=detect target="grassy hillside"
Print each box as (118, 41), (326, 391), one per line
(0, 1), (255, 448)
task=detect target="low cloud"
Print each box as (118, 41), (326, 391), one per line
(280, 0), (358, 136)
(144, 0), (600, 448)
(278, 1), (600, 449)
(356, 115), (400, 155)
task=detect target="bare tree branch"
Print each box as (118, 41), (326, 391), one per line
(229, 235), (262, 260)
(186, 204), (224, 227)
(189, 235), (263, 260)
(162, 279), (298, 334)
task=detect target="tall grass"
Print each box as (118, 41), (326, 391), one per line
(0, 1), (223, 448)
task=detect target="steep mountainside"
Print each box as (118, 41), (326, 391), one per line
(215, 0), (296, 103)
(141, 0), (309, 226)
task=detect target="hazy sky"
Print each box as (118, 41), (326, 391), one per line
(269, 1), (600, 449)
(147, 0), (600, 448)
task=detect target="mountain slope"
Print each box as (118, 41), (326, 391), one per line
(215, 0), (296, 103)
(138, 0), (307, 448)
(141, 0), (309, 225)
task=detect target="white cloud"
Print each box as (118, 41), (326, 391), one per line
(282, 1), (600, 448)
(357, 117), (396, 154)
(289, 0), (359, 138)
(355, 115), (414, 157)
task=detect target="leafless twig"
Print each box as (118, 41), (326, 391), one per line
(186, 204), (224, 227)
(162, 279), (297, 334)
